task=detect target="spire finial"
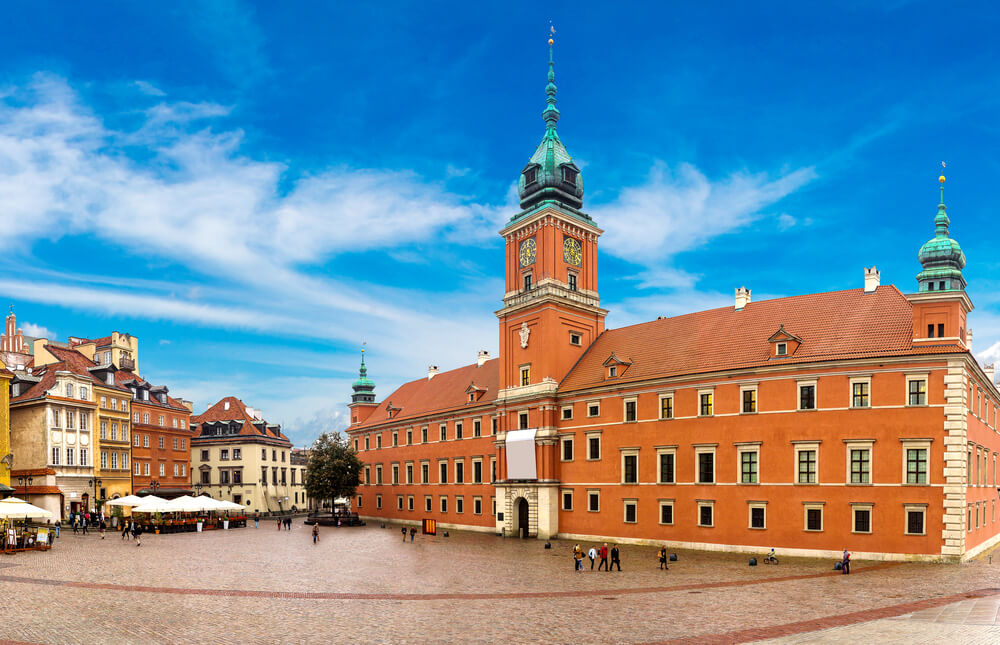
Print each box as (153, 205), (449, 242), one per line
(543, 22), (559, 134)
(938, 161), (946, 204)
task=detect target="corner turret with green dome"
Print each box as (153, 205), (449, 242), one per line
(351, 350), (376, 404)
(515, 32), (588, 219)
(916, 173), (967, 292)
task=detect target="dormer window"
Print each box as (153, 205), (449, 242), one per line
(768, 324), (802, 358)
(776, 343), (787, 356)
(608, 366), (618, 378)
(562, 167), (577, 185)
(524, 166), (538, 185)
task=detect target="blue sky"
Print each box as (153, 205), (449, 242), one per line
(1, 1), (997, 447)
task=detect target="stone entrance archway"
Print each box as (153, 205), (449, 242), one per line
(514, 497), (530, 538)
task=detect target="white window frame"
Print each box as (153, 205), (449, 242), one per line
(473, 496), (483, 515)
(904, 504), (927, 535)
(425, 495), (432, 512)
(561, 405), (574, 421)
(851, 503), (873, 534)
(793, 441), (820, 484)
(656, 446), (677, 484)
(561, 488), (574, 511)
(845, 440), (875, 485)
(658, 499), (674, 525)
(623, 498), (638, 524)
(740, 384), (758, 414)
(694, 444), (717, 484)
(587, 489), (600, 513)
(850, 376), (872, 409)
(560, 435), (575, 462)
(623, 396), (637, 423)
(748, 500), (767, 530)
(585, 430), (602, 461)
(901, 438), (933, 485)
(658, 392), (674, 420)
(697, 500), (715, 527)
(620, 447), (640, 484)
(776, 342), (787, 356)
(797, 379), (818, 411)
(587, 401), (600, 418)
(736, 442), (761, 484)
(906, 373), (929, 406)
(698, 388), (715, 417)
(803, 502), (824, 532)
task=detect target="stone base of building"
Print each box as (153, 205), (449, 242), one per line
(358, 516), (498, 534)
(495, 482), (559, 539)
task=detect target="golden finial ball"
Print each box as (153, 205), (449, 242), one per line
(548, 38), (554, 45)
(939, 175), (946, 184)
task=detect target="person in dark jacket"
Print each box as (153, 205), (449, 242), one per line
(610, 544), (621, 571)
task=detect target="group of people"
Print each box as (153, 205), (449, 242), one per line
(277, 516), (294, 530)
(401, 526), (417, 542)
(573, 543), (622, 571)
(119, 519), (143, 546)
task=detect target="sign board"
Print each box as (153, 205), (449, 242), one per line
(422, 518), (436, 535)
(36, 528), (48, 544)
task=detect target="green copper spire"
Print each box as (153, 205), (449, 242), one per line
(917, 172), (966, 292)
(516, 29), (586, 213)
(351, 348), (376, 403)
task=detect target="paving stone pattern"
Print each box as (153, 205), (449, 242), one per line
(1, 522), (999, 644)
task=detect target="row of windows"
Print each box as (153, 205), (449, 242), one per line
(365, 458), (496, 486)
(559, 492), (931, 536)
(970, 379), (999, 429)
(559, 439), (932, 486)
(50, 447), (88, 466)
(132, 434), (187, 450)
(50, 408), (89, 431)
(99, 451), (130, 470)
(362, 493), (496, 516)
(199, 466), (304, 486)
(356, 419), (496, 451)
(132, 411), (187, 429)
(967, 445), (999, 487)
(968, 500), (999, 531)
(257, 466), (302, 486)
(59, 382), (89, 401)
(132, 462), (187, 477)
(99, 421), (129, 443)
(99, 396), (130, 411)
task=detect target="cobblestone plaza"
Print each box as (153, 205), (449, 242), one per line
(1, 523), (999, 644)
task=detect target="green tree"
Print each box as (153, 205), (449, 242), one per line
(305, 432), (363, 509)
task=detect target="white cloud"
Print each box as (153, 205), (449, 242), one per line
(20, 322), (55, 339)
(977, 341), (1000, 367)
(595, 162), (817, 265)
(132, 80), (166, 97)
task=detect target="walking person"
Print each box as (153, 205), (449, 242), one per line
(573, 544), (583, 571)
(312, 524), (319, 544)
(134, 523), (142, 547)
(99, 518), (106, 539)
(409, 527), (416, 542)
(588, 546), (597, 570)
(121, 519), (130, 540)
(81, 516), (89, 535)
(277, 518), (282, 530)
(610, 544), (621, 571)
(72, 514), (79, 534)
(402, 526), (408, 542)
(841, 548), (850, 575)
(598, 543), (609, 571)
(254, 512), (259, 529)
(658, 546), (668, 570)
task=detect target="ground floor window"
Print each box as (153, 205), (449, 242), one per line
(376, 494), (382, 510)
(397, 495), (404, 511)
(440, 496), (448, 513)
(474, 496), (482, 515)
(905, 506), (926, 535)
(425, 496), (432, 512)
(561, 489), (573, 511)
(698, 501), (714, 527)
(804, 504), (824, 531)
(852, 505), (872, 533)
(357, 495), (362, 508)
(623, 499), (637, 523)
(748, 502), (766, 529)
(588, 490), (600, 512)
(456, 496), (464, 514)
(407, 495), (414, 511)
(658, 500), (673, 525)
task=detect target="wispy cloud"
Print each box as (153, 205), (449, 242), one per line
(21, 322), (55, 339)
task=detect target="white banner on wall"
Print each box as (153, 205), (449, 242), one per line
(505, 429), (537, 480)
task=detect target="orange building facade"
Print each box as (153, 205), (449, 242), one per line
(347, 46), (1000, 562)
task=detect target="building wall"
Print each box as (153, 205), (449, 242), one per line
(0, 366), (10, 490)
(9, 405), (47, 470)
(963, 362), (1000, 557)
(192, 439), (298, 514)
(130, 401), (191, 492)
(95, 384), (132, 500)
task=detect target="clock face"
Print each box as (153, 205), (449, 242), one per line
(519, 238), (537, 267)
(563, 236), (583, 266)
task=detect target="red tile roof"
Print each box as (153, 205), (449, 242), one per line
(192, 396), (291, 444)
(113, 370), (191, 413)
(560, 286), (963, 392)
(44, 345), (131, 393)
(353, 358), (499, 429)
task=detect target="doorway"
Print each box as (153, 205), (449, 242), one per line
(515, 497), (530, 538)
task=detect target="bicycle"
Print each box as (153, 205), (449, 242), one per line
(762, 553), (779, 565)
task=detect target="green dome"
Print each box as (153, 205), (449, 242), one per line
(916, 185), (966, 292)
(351, 351), (376, 404)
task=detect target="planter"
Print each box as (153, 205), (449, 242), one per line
(196, 522), (203, 532)
(223, 520), (230, 530)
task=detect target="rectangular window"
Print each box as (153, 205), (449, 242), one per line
(569, 331), (581, 345)
(805, 506), (823, 531)
(100, 421), (107, 440)
(66, 448), (74, 466)
(143, 435), (149, 448)
(406, 464), (413, 484)
(111, 423), (118, 441)
(158, 436), (164, 449)
(740, 450), (758, 483)
(455, 461), (464, 484)
(906, 448), (928, 484)
(408, 496), (414, 511)
(473, 460), (482, 484)
(699, 393), (713, 416)
(101, 452), (108, 469)
(588, 490), (600, 512)
(587, 402), (600, 417)
(421, 427), (428, 443)
(397, 495), (403, 511)
(375, 465), (382, 485)
(134, 434), (140, 447)
(66, 411), (75, 429)
(624, 399), (637, 422)
(658, 451), (675, 484)
(474, 497), (483, 515)
(491, 418), (498, 435)
(406, 429), (412, 445)
(568, 273), (578, 291)
(698, 503), (714, 527)
(659, 501), (674, 525)
(425, 496), (432, 512)
(134, 462), (141, 476)
(561, 490), (573, 511)
(622, 453), (638, 484)
(376, 495), (382, 510)
(850, 449), (871, 484)
(455, 497), (464, 514)
(392, 432), (398, 447)
(799, 384), (816, 410)
(852, 381), (870, 408)
(520, 366), (530, 386)
(111, 453), (118, 469)
(439, 462), (448, 484)
(473, 420), (481, 437)
(421, 463), (429, 483)
(853, 507), (872, 533)
(142, 413), (149, 424)
(623, 500), (637, 524)
(79, 448), (88, 466)
(908, 378), (927, 406)
(660, 395), (673, 419)
(697, 450), (715, 484)
(159, 463), (165, 477)
(440, 496), (448, 513)
(439, 424), (447, 442)
(523, 274), (532, 291)
(561, 437), (574, 461)
(455, 423), (463, 440)
(376, 435), (382, 449)
(588, 435), (601, 461)
(749, 504), (766, 529)
(742, 388), (757, 413)
(144, 463), (149, 476)
(561, 407), (573, 420)
(797, 450), (817, 483)
(391, 465), (399, 485)
(905, 507), (926, 535)
(519, 412), (529, 429)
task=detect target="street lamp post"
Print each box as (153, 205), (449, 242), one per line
(193, 482), (203, 496)
(89, 478), (102, 515)
(150, 480), (160, 496)
(17, 475), (33, 498)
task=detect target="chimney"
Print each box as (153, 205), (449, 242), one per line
(224, 400), (230, 411)
(984, 364), (995, 387)
(735, 287), (751, 311)
(427, 365), (439, 380)
(864, 266), (880, 293)
(477, 350), (490, 367)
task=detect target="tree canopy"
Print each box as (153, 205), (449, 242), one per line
(305, 432), (363, 505)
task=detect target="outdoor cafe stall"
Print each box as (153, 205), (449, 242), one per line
(130, 495), (247, 534)
(0, 498), (54, 554)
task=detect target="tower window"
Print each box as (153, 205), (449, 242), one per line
(568, 273), (578, 291)
(520, 366), (530, 386)
(562, 167), (577, 185)
(569, 332), (582, 346)
(523, 274), (532, 291)
(524, 167), (538, 185)
(938, 323), (944, 337)
(927, 324), (934, 338)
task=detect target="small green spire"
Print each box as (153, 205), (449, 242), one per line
(543, 38), (560, 135)
(917, 171), (966, 292)
(351, 346), (376, 403)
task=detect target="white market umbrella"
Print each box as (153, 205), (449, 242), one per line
(214, 500), (245, 511)
(138, 495), (167, 505)
(105, 495), (147, 507)
(131, 499), (175, 514)
(0, 497), (53, 519)
(167, 495), (214, 513)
